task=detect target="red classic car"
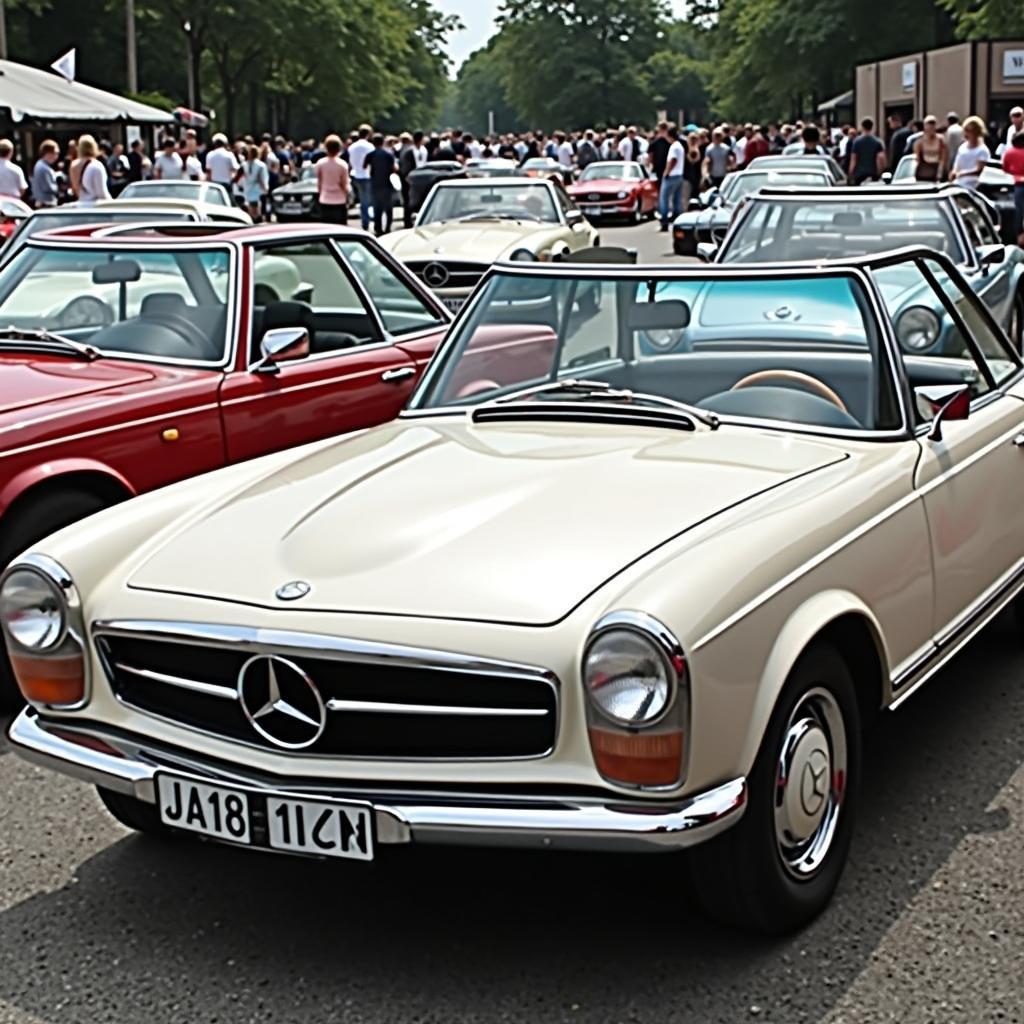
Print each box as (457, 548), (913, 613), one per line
(567, 161), (658, 223)
(0, 222), (451, 701)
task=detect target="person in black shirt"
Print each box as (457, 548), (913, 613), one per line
(648, 121), (671, 183)
(886, 114), (910, 173)
(126, 139), (145, 183)
(365, 134), (396, 235)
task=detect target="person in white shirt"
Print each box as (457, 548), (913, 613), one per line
(659, 126), (686, 231)
(177, 139), (203, 180)
(556, 133), (574, 169)
(72, 134), (111, 206)
(951, 115), (991, 191)
(465, 134), (483, 159)
(1006, 107), (1024, 152)
(347, 124), (374, 231)
(0, 139), (27, 199)
(617, 129), (635, 161)
(205, 134), (239, 188)
(153, 137), (184, 180)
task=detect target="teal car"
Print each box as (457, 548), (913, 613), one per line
(705, 186), (1024, 354)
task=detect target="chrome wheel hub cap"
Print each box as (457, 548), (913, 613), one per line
(774, 687), (847, 879)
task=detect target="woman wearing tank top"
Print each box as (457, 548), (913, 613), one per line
(913, 116), (947, 182)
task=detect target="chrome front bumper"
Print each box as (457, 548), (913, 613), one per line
(7, 710), (746, 853)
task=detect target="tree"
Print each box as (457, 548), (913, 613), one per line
(494, 0), (673, 127)
(450, 41), (527, 136)
(938, 0), (1024, 37)
(640, 20), (711, 124)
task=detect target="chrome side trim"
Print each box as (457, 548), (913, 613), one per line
(113, 662), (238, 701)
(6, 710), (746, 852)
(324, 698), (549, 717)
(890, 554), (1024, 709)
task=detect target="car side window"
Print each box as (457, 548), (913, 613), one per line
(335, 239), (445, 336)
(874, 258), (1016, 424)
(251, 240), (382, 360)
(553, 186), (574, 215)
(953, 194), (998, 248)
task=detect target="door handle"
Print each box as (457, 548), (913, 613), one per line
(381, 366), (416, 384)
(1013, 433), (1024, 448)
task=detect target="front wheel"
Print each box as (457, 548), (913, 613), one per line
(629, 200), (641, 225)
(689, 642), (861, 932)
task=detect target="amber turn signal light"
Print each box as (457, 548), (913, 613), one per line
(587, 727), (684, 787)
(10, 651), (85, 706)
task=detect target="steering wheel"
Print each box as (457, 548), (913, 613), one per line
(730, 369), (848, 413)
(58, 295), (113, 330)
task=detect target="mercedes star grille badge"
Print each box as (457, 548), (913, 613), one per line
(422, 261), (450, 288)
(237, 655), (326, 750)
(276, 580), (311, 601)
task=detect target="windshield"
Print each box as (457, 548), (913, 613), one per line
(0, 245), (232, 363)
(418, 184), (560, 225)
(122, 182), (220, 205)
(579, 163), (641, 181)
(724, 172), (830, 202)
(720, 198), (966, 264)
(411, 269), (901, 433)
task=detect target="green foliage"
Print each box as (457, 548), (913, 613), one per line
(938, 0), (1024, 38)
(450, 41), (527, 136)
(124, 90), (175, 112)
(6, 0), (459, 137)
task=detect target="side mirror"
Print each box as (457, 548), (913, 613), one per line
(254, 326), (309, 374)
(566, 209), (584, 226)
(978, 244), (1005, 276)
(291, 282), (315, 304)
(687, 197), (701, 211)
(915, 383), (970, 442)
(881, 172), (893, 185)
(695, 241), (718, 263)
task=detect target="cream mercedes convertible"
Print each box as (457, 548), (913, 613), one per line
(380, 177), (599, 314)
(6, 248), (1023, 932)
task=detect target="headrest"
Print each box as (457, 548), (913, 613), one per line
(140, 292), (188, 317)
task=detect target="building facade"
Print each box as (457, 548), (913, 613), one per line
(856, 40), (1024, 140)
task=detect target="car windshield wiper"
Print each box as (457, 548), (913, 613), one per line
(0, 327), (99, 360)
(474, 379), (720, 430)
(455, 212), (542, 223)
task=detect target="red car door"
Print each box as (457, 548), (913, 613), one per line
(219, 238), (419, 464)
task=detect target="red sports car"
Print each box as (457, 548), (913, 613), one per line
(0, 221), (450, 700)
(567, 161), (659, 223)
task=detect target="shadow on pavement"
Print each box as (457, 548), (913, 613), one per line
(0, 612), (1021, 1023)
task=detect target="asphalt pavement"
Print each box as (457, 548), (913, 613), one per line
(1, 218), (1022, 1024)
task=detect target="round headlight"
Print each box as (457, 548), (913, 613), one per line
(896, 306), (941, 351)
(584, 628), (673, 726)
(0, 568), (66, 651)
(509, 248), (538, 262)
(617, 190), (629, 199)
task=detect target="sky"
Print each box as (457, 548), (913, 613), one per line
(434, 0), (691, 71)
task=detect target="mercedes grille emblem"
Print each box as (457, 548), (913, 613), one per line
(237, 655), (326, 750)
(422, 261), (450, 288)
(275, 580), (311, 601)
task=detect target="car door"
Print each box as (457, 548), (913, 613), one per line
(553, 186), (594, 249)
(878, 255), (1024, 640)
(219, 238), (417, 464)
(952, 191), (1015, 329)
(641, 168), (659, 213)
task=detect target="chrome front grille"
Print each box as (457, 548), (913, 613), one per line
(405, 260), (487, 291)
(94, 622), (558, 760)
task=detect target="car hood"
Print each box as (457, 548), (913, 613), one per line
(128, 419), (848, 625)
(571, 179), (636, 193)
(383, 221), (558, 261)
(0, 353), (156, 416)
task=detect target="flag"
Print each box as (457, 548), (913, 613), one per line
(50, 49), (76, 83)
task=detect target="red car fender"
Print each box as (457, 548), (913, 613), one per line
(0, 458), (136, 517)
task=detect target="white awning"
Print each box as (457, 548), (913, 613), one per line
(0, 59), (175, 124)
(817, 89), (854, 113)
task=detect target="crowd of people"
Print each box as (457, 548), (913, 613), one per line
(0, 107), (1021, 242)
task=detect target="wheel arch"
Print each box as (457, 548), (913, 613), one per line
(738, 590), (890, 774)
(0, 461), (136, 539)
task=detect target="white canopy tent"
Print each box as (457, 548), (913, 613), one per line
(0, 58), (174, 125)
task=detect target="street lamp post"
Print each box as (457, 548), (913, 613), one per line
(0, 0), (8, 61)
(183, 19), (195, 111)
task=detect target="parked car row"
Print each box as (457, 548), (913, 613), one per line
(3, 164), (1024, 937)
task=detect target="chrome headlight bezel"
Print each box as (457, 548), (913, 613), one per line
(582, 611), (684, 728)
(896, 305), (941, 352)
(509, 248), (538, 262)
(0, 554), (89, 709)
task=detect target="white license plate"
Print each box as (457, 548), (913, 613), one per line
(281, 202), (303, 214)
(156, 773), (374, 861)
(583, 206), (603, 216)
(442, 297), (465, 313)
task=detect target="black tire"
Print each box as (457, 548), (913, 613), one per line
(0, 487), (111, 708)
(689, 642), (861, 933)
(629, 200), (641, 225)
(97, 787), (170, 835)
